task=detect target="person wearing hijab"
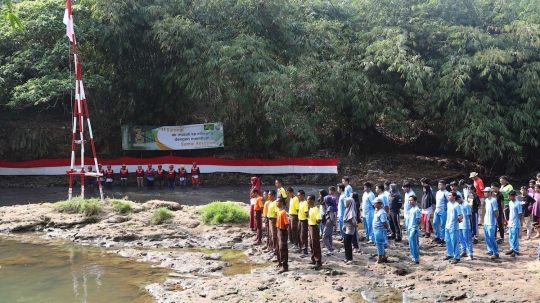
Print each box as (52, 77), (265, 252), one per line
(249, 177), (261, 231)
(421, 183), (435, 238)
(343, 197), (357, 264)
(389, 184), (403, 241)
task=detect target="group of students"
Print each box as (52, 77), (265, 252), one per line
(248, 173), (540, 273)
(85, 163), (201, 189)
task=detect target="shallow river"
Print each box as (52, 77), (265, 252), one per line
(0, 237), (170, 303)
(0, 185), (423, 207)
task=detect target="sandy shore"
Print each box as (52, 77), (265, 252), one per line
(1, 200), (539, 302)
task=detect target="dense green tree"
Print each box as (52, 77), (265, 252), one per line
(1, 0), (540, 172)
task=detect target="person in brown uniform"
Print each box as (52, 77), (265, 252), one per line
(275, 197), (289, 274)
(262, 190), (272, 251)
(307, 194), (323, 269)
(297, 190), (309, 256)
(267, 190), (278, 259)
(252, 188), (264, 245)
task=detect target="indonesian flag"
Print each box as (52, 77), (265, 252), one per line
(63, 0), (75, 43)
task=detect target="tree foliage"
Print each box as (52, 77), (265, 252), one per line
(1, 0), (540, 172)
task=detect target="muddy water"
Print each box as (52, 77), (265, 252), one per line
(0, 186), (423, 207)
(0, 237), (171, 303)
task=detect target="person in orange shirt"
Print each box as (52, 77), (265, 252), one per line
(261, 190), (272, 251)
(252, 188), (264, 244)
(275, 197), (290, 274)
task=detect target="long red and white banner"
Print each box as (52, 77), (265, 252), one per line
(0, 157), (338, 175)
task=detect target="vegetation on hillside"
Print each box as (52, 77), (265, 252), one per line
(1, 0), (540, 172)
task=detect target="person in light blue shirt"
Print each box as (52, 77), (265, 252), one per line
(505, 191), (523, 257)
(433, 180), (449, 244)
(407, 195), (422, 264)
(444, 192), (464, 264)
(342, 176), (353, 198)
(362, 182), (376, 242)
(482, 187), (500, 259)
(376, 183), (390, 247)
(458, 195), (473, 260)
(402, 182), (416, 235)
(372, 197), (390, 263)
(337, 183), (347, 241)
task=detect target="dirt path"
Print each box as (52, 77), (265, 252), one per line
(1, 200), (539, 302)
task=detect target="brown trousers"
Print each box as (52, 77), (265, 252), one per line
(299, 219), (309, 253)
(255, 210), (263, 240)
(264, 217), (270, 248)
(309, 225), (322, 264)
(290, 214), (299, 246)
(277, 228), (289, 269)
(269, 218), (277, 251)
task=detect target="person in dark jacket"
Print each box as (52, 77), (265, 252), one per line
(389, 184), (403, 241)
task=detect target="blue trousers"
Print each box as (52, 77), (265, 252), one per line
(121, 178), (128, 186)
(168, 180), (175, 189)
(509, 227), (520, 253)
(339, 216), (345, 239)
(471, 212), (479, 237)
(407, 228), (420, 262)
(363, 216), (374, 241)
(445, 229), (460, 259)
(404, 217), (409, 233)
(458, 229), (473, 257)
(433, 210), (447, 240)
(374, 229), (387, 255)
(352, 228), (359, 249)
(484, 225), (499, 256)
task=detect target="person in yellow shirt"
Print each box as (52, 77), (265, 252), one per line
(297, 190), (309, 256)
(308, 194), (323, 269)
(275, 179), (288, 209)
(287, 187), (300, 249)
(267, 190), (279, 258)
(275, 197), (290, 274)
(262, 190), (272, 251)
(252, 188), (264, 245)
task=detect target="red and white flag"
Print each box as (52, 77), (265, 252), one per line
(63, 0), (75, 43)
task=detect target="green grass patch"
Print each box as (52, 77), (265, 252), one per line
(111, 200), (133, 214)
(200, 201), (249, 225)
(151, 207), (174, 225)
(54, 197), (103, 216)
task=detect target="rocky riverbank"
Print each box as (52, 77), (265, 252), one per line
(1, 200), (539, 302)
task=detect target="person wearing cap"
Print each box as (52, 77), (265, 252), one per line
(402, 181), (416, 236)
(104, 165), (114, 189)
(178, 165), (187, 186)
(86, 166), (95, 188)
(483, 187), (500, 259)
(145, 164), (155, 188)
(307, 194), (323, 269)
(506, 190), (523, 257)
(491, 182), (506, 244)
(135, 165), (144, 188)
(373, 197), (390, 263)
(167, 165), (177, 189)
(191, 162), (201, 189)
(499, 176), (513, 225)
(155, 165), (166, 188)
(433, 180), (449, 244)
(406, 195), (421, 264)
(469, 172), (485, 225)
(443, 192), (464, 264)
(119, 164), (129, 187)
(98, 164), (105, 184)
(457, 191), (473, 260)
(362, 181), (376, 243)
(275, 197), (289, 274)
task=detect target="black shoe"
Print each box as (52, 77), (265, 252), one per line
(505, 250), (514, 255)
(313, 263), (322, 270)
(510, 251), (516, 257)
(440, 240), (446, 245)
(443, 255), (453, 261)
(449, 258), (460, 264)
(473, 238), (478, 244)
(433, 238), (441, 243)
(307, 261), (316, 265)
(394, 238), (402, 242)
(496, 238), (504, 244)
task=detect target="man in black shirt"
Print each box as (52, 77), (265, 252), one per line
(491, 182), (505, 244)
(518, 186), (535, 240)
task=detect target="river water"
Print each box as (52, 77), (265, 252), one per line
(0, 237), (170, 303)
(0, 185), (423, 207)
